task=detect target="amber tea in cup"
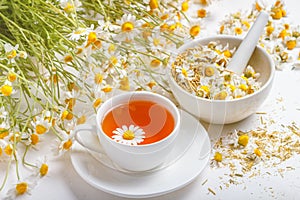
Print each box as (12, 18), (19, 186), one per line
(102, 100), (175, 145)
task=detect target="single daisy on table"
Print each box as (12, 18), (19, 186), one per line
(246, 145), (264, 165)
(112, 125), (145, 146)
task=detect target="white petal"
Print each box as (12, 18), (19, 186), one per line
(122, 125), (128, 131)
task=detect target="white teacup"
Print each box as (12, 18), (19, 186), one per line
(75, 91), (180, 171)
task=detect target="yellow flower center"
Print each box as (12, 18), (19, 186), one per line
(7, 50), (17, 59)
(255, 2), (263, 11)
(94, 73), (103, 84)
(223, 49), (232, 58)
(64, 55), (73, 63)
(149, 0), (159, 10)
(229, 84), (236, 91)
(102, 85), (112, 93)
(160, 14), (169, 20)
(61, 110), (69, 120)
(19, 51), (27, 59)
(66, 112), (74, 120)
(76, 48), (83, 54)
(181, 1), (189, 12)
(204, 66), (215, 77)
(254, 148), (262, 157)
(219, 25), (225, 34)
(92, 40), (102, 50)
(121, 22), (134, 32)
(0, 128), (9, 139)
(168, 24), (177, 32)
(4, 144), (13, 156)
(8, 72), (17, 82)
(1, 84), (13, 96)
(214, 152), (222, 162)
(31, 134), (39, 145)
(271, 7), (283, 20)
(238, 134), (249, 147)
(284, 23), (290, 30)
(234, 27), (243, 35)
(63, 139), (73, 150)
(87, 32), (97, 45)
(40, 163), (49, 176)
(242, 21), (250, 29)
(122, 130), (135, 140)
(150, 59), (161, 68)
(286, 40), (297, 50)
(199, 0), (210, 6)
(16, 182), (28, 195)
(64, 2), (75, 13)
(147, 80), (157, 89)
(197, 9), (207, 18)
(181, 68), (188, 77)
(93, 98), (102, 108)
(214, 91), (227, 100)
(239, 84), (248, 91)
(278, 29), (288, 39)
(190, 25), (201, 37)
(266, 25), (274, 36)
(36, 124), (48, 134)
(200, 85), (210, 93)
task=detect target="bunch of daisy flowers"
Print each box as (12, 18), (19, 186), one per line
(0, 0), (211, 196)
(218, 0), (300, 70)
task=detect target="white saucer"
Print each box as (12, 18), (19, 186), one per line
(70, 109), (211, 198)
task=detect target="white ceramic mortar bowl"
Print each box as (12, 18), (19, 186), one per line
(168, 35), (275, 124)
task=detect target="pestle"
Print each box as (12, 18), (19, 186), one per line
(226, 11), (269, 75)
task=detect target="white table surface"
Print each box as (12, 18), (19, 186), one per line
(2, 0), (300, 199)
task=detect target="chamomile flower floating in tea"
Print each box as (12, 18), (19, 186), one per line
(171, 41), (262, 100)
(112, 125), (146, 146)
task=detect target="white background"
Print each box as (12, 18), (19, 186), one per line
(2, 0), (300, 199)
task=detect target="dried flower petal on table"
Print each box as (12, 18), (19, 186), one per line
(210, 122), (300, 183)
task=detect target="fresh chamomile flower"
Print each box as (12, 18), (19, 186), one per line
(175, 63), (194, 82)
(115, 14), (142, 41)
(53, 130), (75, 156)
(32, 157), (49, 177)
(60, 0), (82, 14)
(0, 80), (15, 97)
(68, 24), (94, 41)
(31, 115), (51, 135)
(188, 19), (204, 38)
(4, 43), (19, 62)
(284, 36), (297, 50)
(4, 177), (38, 200)
(148, 32), (167, 52)
(112, 125), (145, 146)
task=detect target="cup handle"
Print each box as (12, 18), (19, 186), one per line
(74, 124), (105, 154)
